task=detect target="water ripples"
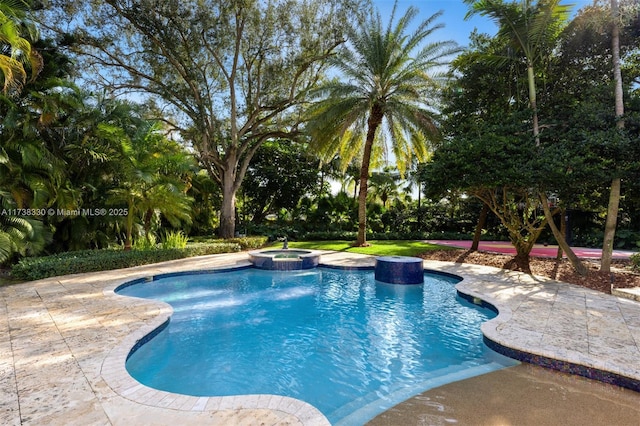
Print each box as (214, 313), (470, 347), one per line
(119, 267), (513, 424)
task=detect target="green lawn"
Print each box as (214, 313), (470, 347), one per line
(269, 240), (450, 257)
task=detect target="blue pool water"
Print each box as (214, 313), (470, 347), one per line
(118, 268), (517, 424)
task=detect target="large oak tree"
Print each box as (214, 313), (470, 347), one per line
(42, 0), (363, 238)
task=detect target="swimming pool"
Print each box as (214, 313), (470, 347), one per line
(117, 267), (517, 424)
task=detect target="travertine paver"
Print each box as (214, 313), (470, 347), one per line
(1, 251), (639, 426)
(444, 260), (640, 384)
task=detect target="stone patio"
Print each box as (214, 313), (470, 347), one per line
(1, 251), (639, 425)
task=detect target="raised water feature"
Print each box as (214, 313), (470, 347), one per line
(375, 255), (425, 284)
(248, 249), (321, 270)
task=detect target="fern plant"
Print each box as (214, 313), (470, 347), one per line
(162, 231), (188, 249)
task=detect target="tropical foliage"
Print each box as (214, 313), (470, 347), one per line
(1, 0), (640, 277)
(0, 0), (42, 93)
(423, 0), (640, 272)
(41, 0), (367, 239)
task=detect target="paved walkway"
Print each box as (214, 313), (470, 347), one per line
(427, 240), (637, 259)
(1, 252), (639, 425)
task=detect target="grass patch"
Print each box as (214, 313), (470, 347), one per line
(270, 240), (452, 257)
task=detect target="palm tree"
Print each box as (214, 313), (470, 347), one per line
(464, 0), (570, 144)
(108, 121), (194, 250)
(369, 169), (400, 208)
(0, 0), (42, 93)
(465, 0), (589, 274)
(307, 3), (458, 246)
(601, 0), (629, 273)
(0, 190), (48, 263)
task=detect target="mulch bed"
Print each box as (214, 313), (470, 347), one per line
(419, 249), (639, 294)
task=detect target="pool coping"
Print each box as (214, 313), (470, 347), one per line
(2, 250), (640, 425)
(101, 264), (330, 426)
(450, 262), (640, 393)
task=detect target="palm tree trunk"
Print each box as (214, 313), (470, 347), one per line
(527, 64), (540, 146)
(417, 180), (422, 230)
(602, 0), (624, 273)
(144, 208), (154, 244)
(356, 105), (383, 246)
(124, 201), (134, 251)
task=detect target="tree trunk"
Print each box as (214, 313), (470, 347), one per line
(356, 104), (383, 246)
(512, 250), (532, 274)
(508, 236), (536, 274)
(124, 201), (134, 251)
(417, 181), (422, 230)
(556, 208), (566, 260)
(539, 193), (588, 276)
(602, 0), (624, 273)
(144, 208), (154, 244)
(219, 186), (237, 239)
(527, 63), (540, 146)
(219, 163), (238, 239)
(601, 178), (621, 272)
(471, 203), (489, 251)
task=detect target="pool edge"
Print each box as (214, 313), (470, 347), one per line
(454, 281), (640, 393)
(102, 262), (330, 426)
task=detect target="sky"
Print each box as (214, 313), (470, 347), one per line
(372, 0), (596, 48)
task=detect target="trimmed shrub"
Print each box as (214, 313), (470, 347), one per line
(190, 235), (269, 250)
(10, 242), (241, 281)
(302, 231), (358, 241)
(226, 236), (269, 250)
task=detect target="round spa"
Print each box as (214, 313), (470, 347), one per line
(248, 249), (321, 270)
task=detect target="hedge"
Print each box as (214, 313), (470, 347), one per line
(10, 242), (242, 281)
(224, 236), (269, 250)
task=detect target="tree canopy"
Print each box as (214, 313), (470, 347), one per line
(423, 0), (640, 272)
(41, 0), (365, 238)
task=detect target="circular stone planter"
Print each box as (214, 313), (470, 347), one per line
(374, 256), (424, 284)
(248, 249), (321, 270)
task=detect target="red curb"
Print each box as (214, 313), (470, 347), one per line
(426, 240), (636, 259)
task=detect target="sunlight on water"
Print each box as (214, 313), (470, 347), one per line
(117, 268), (517, 424)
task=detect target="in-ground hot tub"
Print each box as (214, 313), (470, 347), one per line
(248, 249), (321, 270)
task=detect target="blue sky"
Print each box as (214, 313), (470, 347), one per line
(372, 0), (595, 48)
